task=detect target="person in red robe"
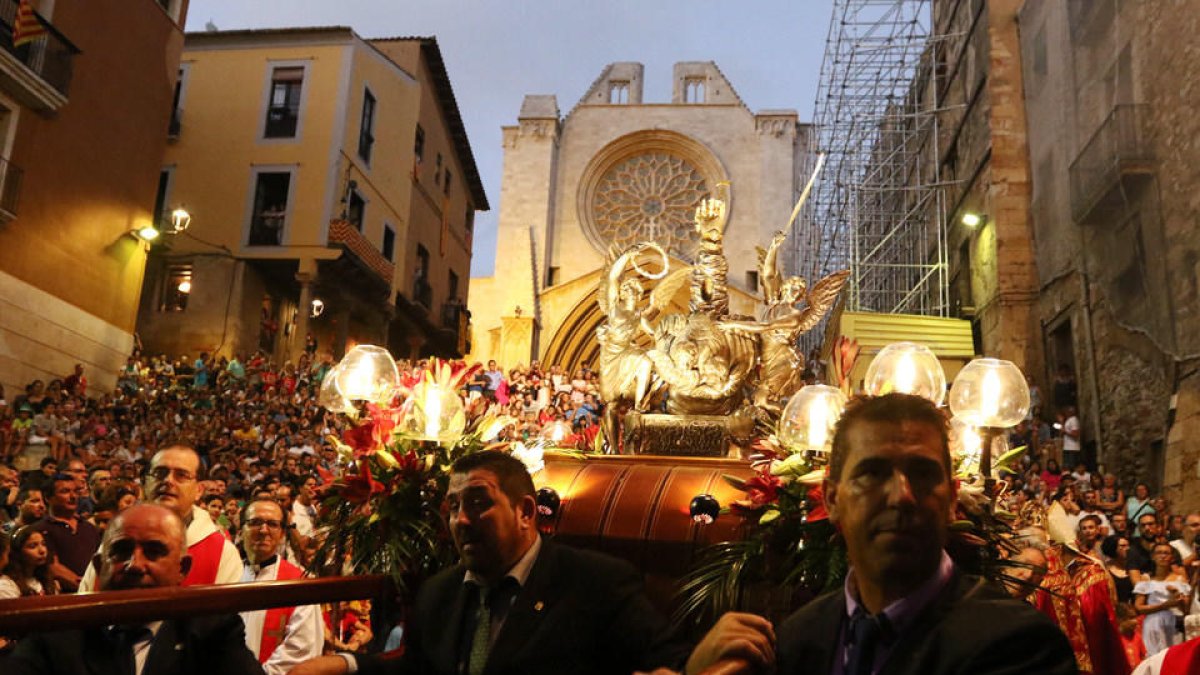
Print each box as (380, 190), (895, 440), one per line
(1131, 635), (1200, 674)
(1064, 544), (1133, 675)
(1035, 545), (1096, 674)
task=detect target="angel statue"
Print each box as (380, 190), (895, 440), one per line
(721, 240), (850, 410)
(689, 183), (731, 317)
(646, 311), (758, 416)
(596, 243), (689, 450)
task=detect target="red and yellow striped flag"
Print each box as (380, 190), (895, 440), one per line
(11, 0), (46, 47)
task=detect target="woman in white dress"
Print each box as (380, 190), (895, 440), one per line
(0, 525), (56, 599)
(1133, 542), (1191, 656)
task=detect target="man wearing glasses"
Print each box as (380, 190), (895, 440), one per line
(239, 498), (322, 674)
(80, 445), (243, 589)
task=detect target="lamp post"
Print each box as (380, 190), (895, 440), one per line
(948, 358), (1030, 497)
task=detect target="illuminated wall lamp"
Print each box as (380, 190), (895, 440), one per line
(133, 225), (160, 242)
(169, 206), (192, 234)
(960, 212), (984, 228)
(311, 298), (325, 318)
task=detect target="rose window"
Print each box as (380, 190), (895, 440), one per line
(589, 152), (709, 262)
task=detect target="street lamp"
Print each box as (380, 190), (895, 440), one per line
(169, 206), (192, 234)
(960, 212), (983, 227)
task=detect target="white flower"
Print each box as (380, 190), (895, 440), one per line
(510, 441), (546, 477)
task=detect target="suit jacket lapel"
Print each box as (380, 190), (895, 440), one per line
(142, 620), (183, 675)
(484, 541), (558, 673)
(425, 567), (470, 674)
(817, 592), (848, 674)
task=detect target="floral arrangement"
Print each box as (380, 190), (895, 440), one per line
(309, 353), (515, 590)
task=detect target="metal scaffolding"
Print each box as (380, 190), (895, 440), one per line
(796, 0), (949, 318)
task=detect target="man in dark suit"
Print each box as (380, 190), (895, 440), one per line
(293, 450), (689, 675)
(3, 503), (263, 675)
(686, 393), (1079, 675)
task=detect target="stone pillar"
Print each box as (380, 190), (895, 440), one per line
(292, 261), (317, 363)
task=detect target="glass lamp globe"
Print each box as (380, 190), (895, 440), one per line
(540, 420), (573, 446)
(949, 416), (1010, 473)
(331, 345), (400, 405)
(317, 368), (357, 415)
(400, 380), (465, 442)
(863, 342), (947, 405)
(948, 358), (1030, 428)
(777, 385), (848, 454)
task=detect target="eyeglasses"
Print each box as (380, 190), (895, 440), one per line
(245, 518), (283, 530)
(148, 467), (196, 483)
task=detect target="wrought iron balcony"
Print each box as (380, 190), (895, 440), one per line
(0, 0), (77, 113)
(1069, 104), (1155, 224)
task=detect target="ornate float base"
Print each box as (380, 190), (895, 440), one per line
(623, 412), (736, 457)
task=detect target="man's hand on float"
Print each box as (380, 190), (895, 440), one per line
(684, 611), (775, 675)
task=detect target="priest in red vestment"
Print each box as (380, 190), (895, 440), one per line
(1064, 538), (1133, 675)
(79, 446), (242, 590)
(239, 499), (322, 674)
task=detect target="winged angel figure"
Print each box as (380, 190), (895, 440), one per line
(720, 230), (850, 410)
(596, 243), (690, 443)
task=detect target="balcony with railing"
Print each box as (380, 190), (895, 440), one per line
(1069, 104), (1155, 224)
(0, 0), (78, 113)
(327, 219), (395, 290)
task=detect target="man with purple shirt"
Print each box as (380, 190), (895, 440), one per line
(685, 394), (1077, 675)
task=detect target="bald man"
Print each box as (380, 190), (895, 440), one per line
(80, 446), (242, 590)
(4, 504), (263, 675)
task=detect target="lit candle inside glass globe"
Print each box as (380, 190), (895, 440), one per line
(778, 385), (848, 455)
(948, 358), (1029, 429)
(948, 358), (1029, 493)
(863, 342), (947, 405)
(401, 380), (465, 442)
(423, 384), (443, 439)
(324, 345), (400, 412)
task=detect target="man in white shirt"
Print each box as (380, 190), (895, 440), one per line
(240, 499), (322, 674)
(1061, 407), (1081, 468)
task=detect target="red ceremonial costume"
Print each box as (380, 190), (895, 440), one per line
(1068, 554), (1132, 675)
(1035, 547), (1095, 674)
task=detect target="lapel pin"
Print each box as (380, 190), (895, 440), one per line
(534, 601), (544, 612)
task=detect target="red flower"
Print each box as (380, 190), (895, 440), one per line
(342, 423), (376, 458)
(745, 467), (783, 507)
(367, 404), (402, 449)
(342, 460), (385, 504)
(806, 484), (829, 522)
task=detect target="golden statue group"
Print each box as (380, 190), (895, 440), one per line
(597, 181), (849, 454)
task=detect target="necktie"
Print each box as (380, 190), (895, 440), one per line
(468, 585), (491, 675)
(844, 608), (889, 675)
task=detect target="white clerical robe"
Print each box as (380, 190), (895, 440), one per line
(240, 559), (323, 675)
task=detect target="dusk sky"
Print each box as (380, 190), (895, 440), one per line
(188, 0), (833, 277)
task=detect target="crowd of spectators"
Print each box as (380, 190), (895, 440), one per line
(0, 350), (610, 654)
(0, 352), (1196, 671)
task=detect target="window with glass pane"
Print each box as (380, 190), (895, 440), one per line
(358, 89), (376, 162)
(383, 224), (395, 261)
(161, 264), (192, 312)
(249, 172), (290, 245)
(265, 67), (304, 138)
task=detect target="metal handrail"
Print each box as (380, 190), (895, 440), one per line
(0, 574), (392, 635)
(1068, 104), (1153, 220)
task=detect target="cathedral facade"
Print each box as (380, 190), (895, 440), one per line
(468, 62), (809, 372)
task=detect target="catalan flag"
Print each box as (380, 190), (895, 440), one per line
(11, 0), (46, 48)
